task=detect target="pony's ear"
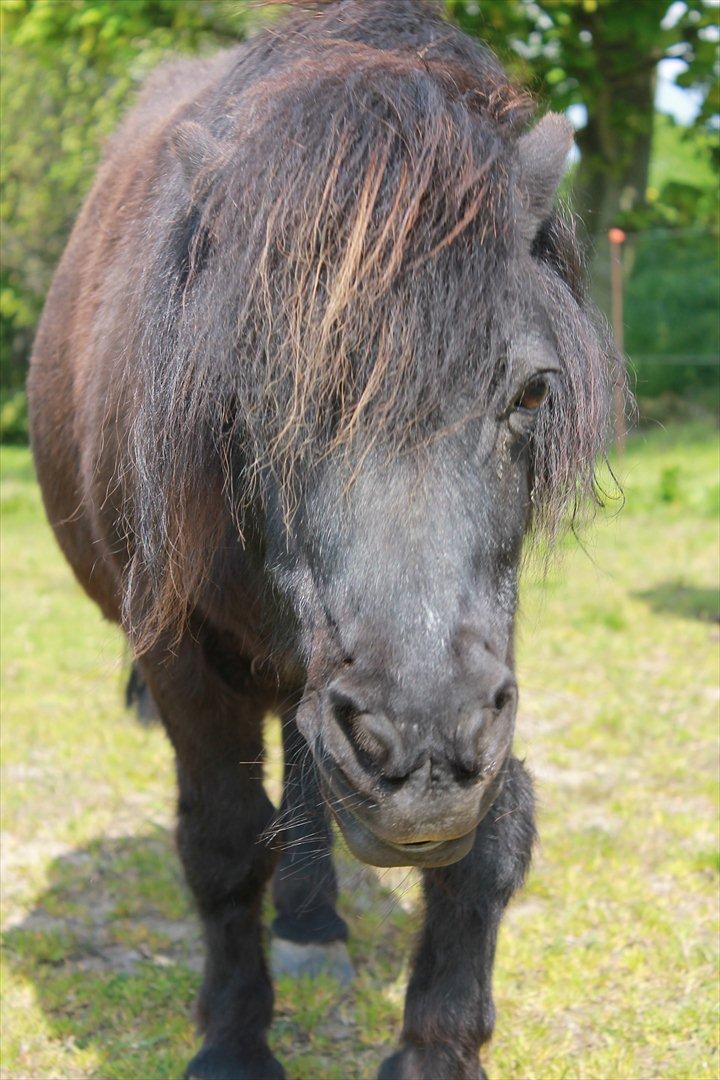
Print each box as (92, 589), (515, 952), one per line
(170, 121), (221, 181)
(517, 113), (574, 242)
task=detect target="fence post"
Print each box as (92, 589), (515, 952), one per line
(608, 226), (627, 453)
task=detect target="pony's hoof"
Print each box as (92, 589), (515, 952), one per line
(378, 1047), (485, 1080)
(270, 936), (354, 986)
(184, 1044), (285, 1080)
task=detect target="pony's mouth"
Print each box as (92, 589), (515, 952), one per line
(317, 757), (476, 869)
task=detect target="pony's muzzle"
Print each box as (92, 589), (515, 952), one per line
(296, 670), (517, 868)
(322, 669), (517, 787)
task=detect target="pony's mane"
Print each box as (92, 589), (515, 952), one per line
(120, 0), (617, 647)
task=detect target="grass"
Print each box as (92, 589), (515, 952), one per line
(1, 420), (718, 1080)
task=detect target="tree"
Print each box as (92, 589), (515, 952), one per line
(0, 0), (252, 391)
(448, 0), (718, 305)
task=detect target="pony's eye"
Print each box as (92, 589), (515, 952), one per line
(515, 375), (550, 413)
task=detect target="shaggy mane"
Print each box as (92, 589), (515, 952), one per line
(118, 0), (617, 647)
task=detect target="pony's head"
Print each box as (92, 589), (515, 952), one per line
(127, 8), (617, 866)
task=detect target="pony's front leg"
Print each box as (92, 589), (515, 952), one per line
(271, 710), (353, 984)
(379, 758), (536, 1080)
(138, 635), (283, 1080)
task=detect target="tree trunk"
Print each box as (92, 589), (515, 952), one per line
(571, 65), (656, 317)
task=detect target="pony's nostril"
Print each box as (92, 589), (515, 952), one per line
(492, 678), (516, 714)
(350, 714), (391, 767)
(454, 679), (516, 777)
(454, 711), (486, 777)
(493, 687), (510, 712)
(329, 687), (396, 772)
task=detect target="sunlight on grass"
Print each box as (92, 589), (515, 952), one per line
(1, 424), (718, 1079)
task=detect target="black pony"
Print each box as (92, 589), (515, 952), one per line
(28, 2), (617, 1077)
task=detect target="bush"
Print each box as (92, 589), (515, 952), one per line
(0, 389), (29, 445)
(0, 0), (253, 399)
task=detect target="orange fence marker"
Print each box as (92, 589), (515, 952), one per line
(609, 227), (627, 453)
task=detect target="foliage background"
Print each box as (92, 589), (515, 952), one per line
(1, 0), (718, 440)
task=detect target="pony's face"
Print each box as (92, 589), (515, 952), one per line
(257, 112), (607, 870)
(127, 79), (610, 869)
(266, 324), (560, 869)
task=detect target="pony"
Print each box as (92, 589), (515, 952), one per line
(28, 2), (616, 1076)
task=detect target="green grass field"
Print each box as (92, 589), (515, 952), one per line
(1, 423), (718, 1080)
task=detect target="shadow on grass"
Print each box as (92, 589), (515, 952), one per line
(635, 581), (720, 623)
(3, 828), (413, 1079)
